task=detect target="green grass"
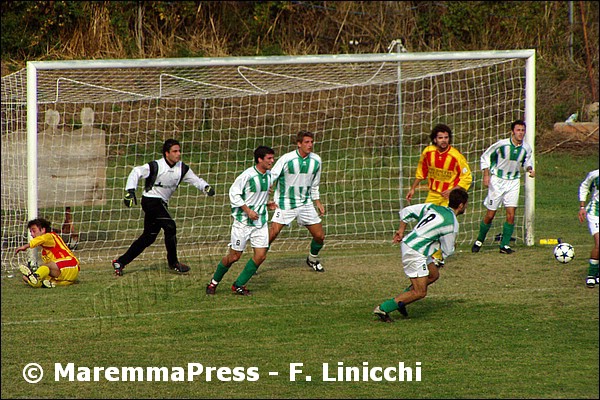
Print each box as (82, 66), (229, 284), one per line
(1, 152), (599, 399)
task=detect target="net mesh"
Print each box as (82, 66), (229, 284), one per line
(1, 56), (528, 273)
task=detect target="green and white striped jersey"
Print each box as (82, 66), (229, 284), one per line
(229, 166), (273, 227)
(271, 149), (322, 210)
(480, 138), (533, 180)
(400, 203), (459, 258)
(579, 169), (599, 217)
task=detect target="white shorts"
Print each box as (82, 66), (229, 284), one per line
(271, 204), (321, 226)
(229, 220), (269, 251)
(401, 242), (431, 278)
(483, 175), (520, 210)
(587, 213), (599, 236)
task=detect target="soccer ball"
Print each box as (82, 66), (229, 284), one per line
(553, 243), (575, 263)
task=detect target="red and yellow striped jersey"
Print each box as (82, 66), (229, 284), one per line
(416, 145), (472, 194)
(29, 232), (80, 268)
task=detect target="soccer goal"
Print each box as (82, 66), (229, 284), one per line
(1, 49), (536, 273)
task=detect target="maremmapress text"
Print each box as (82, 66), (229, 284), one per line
(51, 362), (422, 382)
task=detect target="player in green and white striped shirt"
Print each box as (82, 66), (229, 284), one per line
(269, 131), (326, 272)
(578, 169), (599, 288)
(206, 146), (276, 296)
(373, 188), (469, 322)
(472, 120), (535, 254)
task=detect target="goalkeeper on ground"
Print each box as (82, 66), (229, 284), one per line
(112, 139), (215, 276)
(15, 218), (80, 288)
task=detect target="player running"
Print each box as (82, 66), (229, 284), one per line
(374, 188), (469, 322)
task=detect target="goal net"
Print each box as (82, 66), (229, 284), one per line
(1, 51), (535, 274)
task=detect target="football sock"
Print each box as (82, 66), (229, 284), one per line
(477, 221), (492, 242)
(310, 239), (324, 256)
(402, 284), (413, 293)
(211, 262), (229, 283)
(380, 299), (399, 313)
(35, 265), (50, 280)
(588, 259), (599, 277)
(234, 258), (258, 287)
(500, 222), (514, 248)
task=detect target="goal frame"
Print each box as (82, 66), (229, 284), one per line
(24, 50), (536, 251)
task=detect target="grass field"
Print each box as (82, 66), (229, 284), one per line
(1, 152), (598, 399)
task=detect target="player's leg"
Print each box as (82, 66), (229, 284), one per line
(375, 246), (428, 321)
(499, 180), (520, 254)
(232, 225), (269, 295)
(305, 223), (325, 272)
(207, 222), (246, 294)
(49, 263), (79, 287)
(473, 209), (496, 252)
(298, 204), (325, 272)
(113, 198), (162, 275)
(269, 221), (285, 245)
(585, 217), (599, 288)
(402, 261), (438, 292)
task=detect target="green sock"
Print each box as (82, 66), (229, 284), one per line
(402, 284), (413, 293)
(380, 299), (399, 313)
(588, 259), (599, 277)
(477, 221), (492, 242)
(310, 239), (324, 256)
(212, 262), (230, 283)
(234, 258), (258, 287)
(501, 222), (514, 248)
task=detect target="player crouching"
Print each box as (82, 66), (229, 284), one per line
(15, 218), (80, 288)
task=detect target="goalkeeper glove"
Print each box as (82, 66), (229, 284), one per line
(123, 189), (137, 207)
(204, 185), (216, 197)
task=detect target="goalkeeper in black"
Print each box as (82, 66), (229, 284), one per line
(112, 139), (215, 276)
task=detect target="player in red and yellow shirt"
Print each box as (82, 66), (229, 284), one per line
(15, 218), (80, 288)
(406, 124), (472, 206)
(406, 124), (472, 265)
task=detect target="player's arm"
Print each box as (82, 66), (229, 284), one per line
(229, 174), (257, 220)
(311, 160), (324, 215)
(393, 220), (408, 243)
(123, 164), (149, 207)
(14, 242), (30, 254)
(456, 153), (472, 191)
(406, 177), (424, 203)
(578, 172), (593, 223)
(482, 168), (491, 187)
(439, 232), (456, 258)
(183, 167), (215, 196)
(523, 145), (535, 178)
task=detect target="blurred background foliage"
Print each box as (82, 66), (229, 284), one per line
(1, 1), (598, 132)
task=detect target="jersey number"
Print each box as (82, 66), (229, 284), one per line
(416, 213), (436, 229)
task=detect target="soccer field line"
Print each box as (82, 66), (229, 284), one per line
(1, 286), (565, 327)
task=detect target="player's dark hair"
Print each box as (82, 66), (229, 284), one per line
(511, 120), (526, 130)
(430, 124), (453, 144)
(254, 145), (275, 164)
(162, 139), (181, 157)
(296, 130), (315, 143)
(27, 218), (52, 232)
(448, 187), (469, 209)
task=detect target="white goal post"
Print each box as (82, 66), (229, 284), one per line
(1, 50), (536, 273)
